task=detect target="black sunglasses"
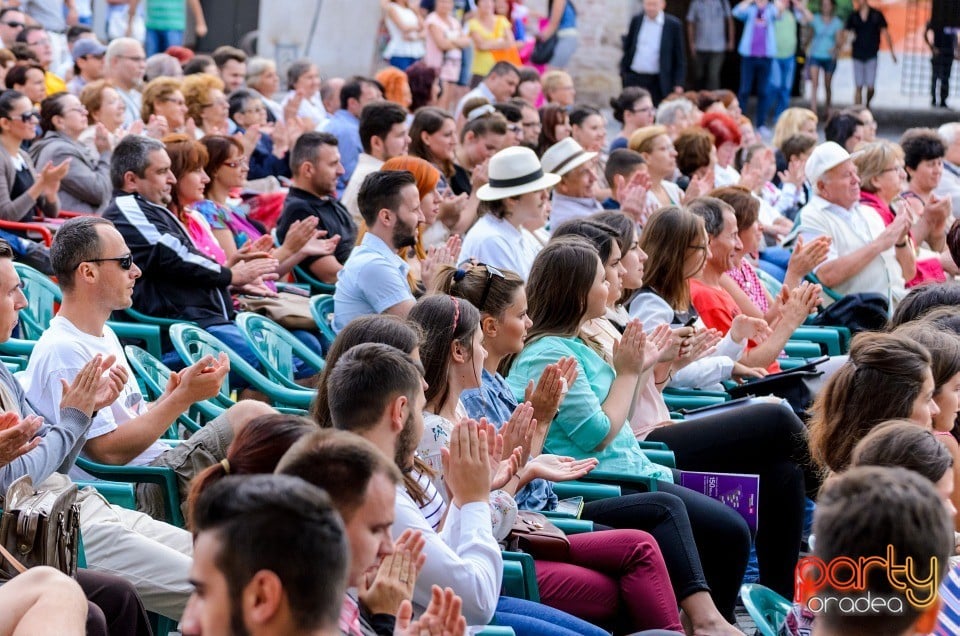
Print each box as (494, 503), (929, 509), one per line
(476, 263), (505, 312)
(76, 254), (133, 270)
(18, 110), (38, 122)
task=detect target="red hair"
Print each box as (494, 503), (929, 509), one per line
(700, 111), (742, 148)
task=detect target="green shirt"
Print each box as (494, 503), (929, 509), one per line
(145, 0), (186, 31)
(505, 335), (674, 483)
(774, 9), (798, 59)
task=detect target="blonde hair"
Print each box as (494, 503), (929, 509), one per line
(772, 107), (818, 149)
(541, 70), (572, 101)
(628, 125), (670, 154)
(853, 141), (903, 194)
(141, 77), (182, 123)
(181, 73), (225, 126)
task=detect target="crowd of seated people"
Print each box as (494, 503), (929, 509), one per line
(1, 4), (960, 636)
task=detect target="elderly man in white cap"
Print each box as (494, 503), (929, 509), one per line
(795, 141), (912, 307)
(540, 137), (601, 231)
(459, 146), (560, 280)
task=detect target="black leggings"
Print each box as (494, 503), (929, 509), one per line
(646, 400), (818, 599)
(582, 484), (750, 621)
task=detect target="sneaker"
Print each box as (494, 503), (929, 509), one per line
(757, 125), (773, 141)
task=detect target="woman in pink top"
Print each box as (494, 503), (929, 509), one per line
(425, 0), (472, 112)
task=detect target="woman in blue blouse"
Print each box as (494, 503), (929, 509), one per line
(440, 261), (750, 630)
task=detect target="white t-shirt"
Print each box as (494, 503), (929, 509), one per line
(459, 214), (542, 280)
(19, 316), (165, 469)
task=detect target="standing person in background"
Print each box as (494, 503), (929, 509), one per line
(13, 0), (72, 71)
(926, 20), (959, 109)
(685, 0), (734, 90)
(382, 0), (427, 71)
(424, 0), (472, 113)
(532, 0), (578, 69)
(126, 0), (207, 56)
(845, 0), (896, 108)
(768, 0), (809, 124)
(466, 0), (516, 87)
(806, 0), (844, 118)
(620, 0), (686, 106)
(732, 0), (778, 135)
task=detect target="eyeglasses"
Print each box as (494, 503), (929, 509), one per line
(18, 110), (38, 122)
(201, 99), (229, 109)
(507, 124), (522, 135)
(476, 263), (505, 312)
(116, 55), (146, 62)
(160, 97), (186, 106)
(1, 21), (24, 29)
(630, 106), (654, 114)
(522, 121), (542, 129)
(223, 158), (249, 168)
(75, 254), (133, 270)
(881, 164), (906, 174)
(241, 106), (266, 114)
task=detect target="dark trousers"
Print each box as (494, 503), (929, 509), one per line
(932, 52), (954, 105)
(78, 569), (153, 636)
(738, 55), (773, 127)
(622, 70), (665, 105)
(695, 51), (726, 90)
(646, 401), (817, 600)
(582, 483), (750, 622)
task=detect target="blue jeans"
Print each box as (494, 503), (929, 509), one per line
(145, 28), (184, 56)
(769, 56), (796, 122)
(494, 596), (607, 636)
(738, 56), (773, 128)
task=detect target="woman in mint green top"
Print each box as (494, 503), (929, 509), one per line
(507, 334), (672, 481)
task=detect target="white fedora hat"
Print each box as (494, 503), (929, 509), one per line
(477, 146), (561, 201)
(540, 137), (598, 177)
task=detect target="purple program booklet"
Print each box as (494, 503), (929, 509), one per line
(679, 471), (759, 532)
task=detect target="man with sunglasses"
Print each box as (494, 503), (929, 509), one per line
(0, 8), (26, 49)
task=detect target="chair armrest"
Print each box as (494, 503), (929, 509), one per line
(791, 326), (842, 356)
(551, 481), (622, 502)
(74, 457), (184, 527)
(501, 551), (540, 602)
(644, 449), (677, 469)
(783, 340), (823, 358)
(579, 470), (659, 492)
(75, 481), (136, 510)
(636, 440), (669, 450)
(0, 338), (35, 356)
(0, 219), (52, 246)
(551, 518), (594, 534)
(475, 628), (516, 635)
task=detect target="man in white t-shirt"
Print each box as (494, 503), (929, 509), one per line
(20, 216), (274, 521)
(796, 141), (911, 307)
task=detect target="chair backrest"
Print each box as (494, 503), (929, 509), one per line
(740, 583), (793, 636)
(309, 294), (337, 343)
(168, 324), (236, 404)
(124, 345), (202, 437)
(235, 312), (324, 388)
(13, 262), (62, 340)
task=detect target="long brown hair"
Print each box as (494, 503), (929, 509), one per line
(409, 106), (455, 179)
(502, 237), (599, 374)
(163, 133), (208, 216)
(808, 332), (932, 474)
(638, 206), (705, 311)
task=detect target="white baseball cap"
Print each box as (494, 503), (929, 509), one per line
(805, 141), (862, 185)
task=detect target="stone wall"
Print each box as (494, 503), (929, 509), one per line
(567, 0), (642, 107)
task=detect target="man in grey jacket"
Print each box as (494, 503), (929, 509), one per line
(0, 239), (196, 620)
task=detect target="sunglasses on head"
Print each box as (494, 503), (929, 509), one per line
(75, 254), (133, 270)
(477, 263), (505, 312)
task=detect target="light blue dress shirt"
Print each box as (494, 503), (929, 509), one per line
(332, 233), (412, 332)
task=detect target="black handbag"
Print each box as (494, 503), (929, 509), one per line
(531, 34), (559, 65)
(810, 293), (889, 334)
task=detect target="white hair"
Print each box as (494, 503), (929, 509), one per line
(105, 37), (142, 69)
(938, 122), (960, 147)
(655, 98), (694, 126)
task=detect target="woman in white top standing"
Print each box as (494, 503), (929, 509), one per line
(459, 146), (560, 280)
(382, 0), (427, 71)
(424, 0), (472, 113)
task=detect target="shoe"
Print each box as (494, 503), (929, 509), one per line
(757, 125), (773, 141)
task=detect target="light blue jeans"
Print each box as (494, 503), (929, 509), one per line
(769, 55), (796, 122)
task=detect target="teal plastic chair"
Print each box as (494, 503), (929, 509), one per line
(740, 583), (793, 636)
(662, 386), (729, 412)
(168, 323), (313, 410)
(308, 294), (337, 343)
(124, 345), (221, 437)
(293, 264), (337, 294)
(501, 551), (540, 602)
(13, 263), (166, 358)
(73, 456), (184, 527)
(235, 312), (324, 389)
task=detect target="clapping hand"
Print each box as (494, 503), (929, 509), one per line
(395, 586), (466, 636)
(0, 412), (41, 467)
(359, 529), (426, 616)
